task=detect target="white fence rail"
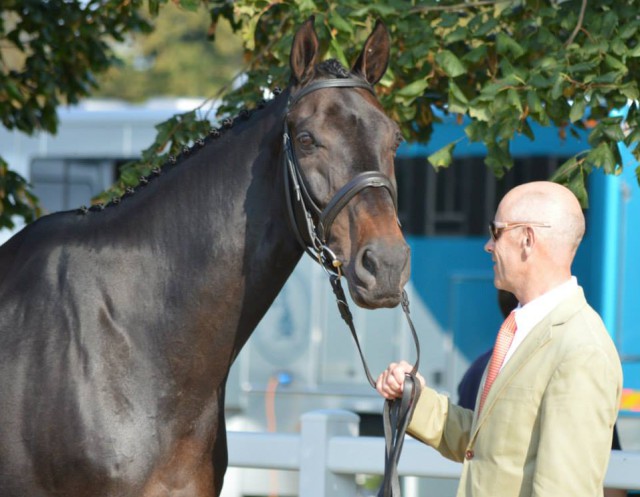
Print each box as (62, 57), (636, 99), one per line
(227, 409), (640, 496)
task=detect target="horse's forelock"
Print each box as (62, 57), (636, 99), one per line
(315, 59), (350, 79)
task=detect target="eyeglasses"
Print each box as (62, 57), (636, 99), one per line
(489, 221), (551, 241)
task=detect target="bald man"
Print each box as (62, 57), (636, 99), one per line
(377, 181), (623, 497)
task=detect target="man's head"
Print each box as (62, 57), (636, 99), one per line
(485, 181), (585, 303)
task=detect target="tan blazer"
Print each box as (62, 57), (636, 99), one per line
(408, 287), (622, 497)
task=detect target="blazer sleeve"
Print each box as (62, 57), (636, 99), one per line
(532, 344), (622, 496)
(407, 386), (475, 463)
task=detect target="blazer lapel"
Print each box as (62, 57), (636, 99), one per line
(470, 287), (587, 437)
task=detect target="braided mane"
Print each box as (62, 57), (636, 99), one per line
(78, 59), (354, 215)
(78, 87), (286, 214)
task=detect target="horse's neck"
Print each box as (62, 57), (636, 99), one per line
(110, 94), (303, 364)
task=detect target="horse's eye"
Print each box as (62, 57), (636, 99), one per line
(297, 132), (315, 149)
(392, 132), (404, 156)
(394, 132), (405, 151)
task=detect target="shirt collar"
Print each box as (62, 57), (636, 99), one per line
(514, 276), (578, 334)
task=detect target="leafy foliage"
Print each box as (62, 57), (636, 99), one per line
(0, 0), (151, 134)
(209, 0), (640, 208)
(0, 0), (151, 227)
(2, 0), (640, 228)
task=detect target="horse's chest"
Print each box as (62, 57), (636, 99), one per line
(138, 437), (218, 497)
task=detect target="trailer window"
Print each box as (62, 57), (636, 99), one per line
(30, 158), (121, 214)
(395, 155), (569, 236)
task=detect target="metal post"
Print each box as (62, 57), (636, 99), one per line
(299, 410), (359, 497)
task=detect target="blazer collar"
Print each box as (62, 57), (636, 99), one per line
(470, 287), (587, 436)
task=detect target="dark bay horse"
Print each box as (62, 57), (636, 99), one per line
(0, 18), (409, 497)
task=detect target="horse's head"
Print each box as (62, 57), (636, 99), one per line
(284, 18), (410, 309)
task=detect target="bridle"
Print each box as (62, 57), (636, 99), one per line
(283, 77), (398, 276)
(282, 77), (422, 497)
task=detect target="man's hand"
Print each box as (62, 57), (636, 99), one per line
(376, 360), (425, 400)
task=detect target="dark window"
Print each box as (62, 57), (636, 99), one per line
(30, 158), (124, 214)
(395, 155), (567, 236)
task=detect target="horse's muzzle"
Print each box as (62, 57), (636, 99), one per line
(349, 239), (410, 309)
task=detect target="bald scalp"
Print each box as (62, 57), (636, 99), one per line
(503, 181), (585, 262)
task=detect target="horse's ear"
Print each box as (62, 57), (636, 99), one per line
(352, 20), (390, 85)
(290, 16), (319, 85)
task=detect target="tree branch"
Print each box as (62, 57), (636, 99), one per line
(410, 1), (501, 14)
(564, 0), (587, 48)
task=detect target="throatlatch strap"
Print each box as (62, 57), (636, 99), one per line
(329, 274), (421, 497)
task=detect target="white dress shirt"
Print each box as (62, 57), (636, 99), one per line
(501, 276), (578, 369)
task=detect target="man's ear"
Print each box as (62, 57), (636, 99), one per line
(521, 227), (535, 258)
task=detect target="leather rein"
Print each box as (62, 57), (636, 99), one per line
(283, 77), (422, 497)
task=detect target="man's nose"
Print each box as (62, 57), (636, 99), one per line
(484, 238), (494, 253)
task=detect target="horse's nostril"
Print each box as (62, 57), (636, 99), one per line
(362, 248), (378, 276)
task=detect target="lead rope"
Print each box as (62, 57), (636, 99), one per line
(281, 77), (420, 496)
(329, 274), (421, 497)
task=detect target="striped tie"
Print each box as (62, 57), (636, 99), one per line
(478, 311), (517, 413)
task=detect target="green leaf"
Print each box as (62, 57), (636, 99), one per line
(507, 88), (523, 113)
(536, 56), (559, 71)
(526, 91), (544, 118)
(351, 4), (397, 17)
(567, 60), (599, 73)
(435, 50), (467, 78)
(550, 73), (565, 100)
(449, 81), (469, 105)
(474, 17), (499, 37)
(611, 38), (627, 56)
(438, 13), (460, 29)
(328, 11), (353, 36)
(469, 104), (490, 122)
(496, 33), (525, 59)
(586, 142), (617, 174)
(178, 0), (200, 12)
(520, 119), (535, 141)
(568, 169), (589, 208)
(550, 156), (586, 202)
(485, 140), (513, 178)
(465, 120), (488, 142)
(462, 45), (488, 64)
(5, 81), (22, 101)
(528, 73), (553, 89)
(619, 20), (640, 40)
(297, 0), (317, 10)
(602, 123), (626, 143)
(497, 117), (518, 140)
(478, 75), (520, 100)
(601, 11), (618, 39)
(444, 27), (468, 44)
(448, 81), (469, 114)
(604, 54), (627, 73)
(396, 79), (429, 98)
(428, 141), (458, 170)
(569, 97), (587, 123)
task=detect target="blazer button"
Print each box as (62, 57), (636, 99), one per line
(465, 450), (474, 460)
